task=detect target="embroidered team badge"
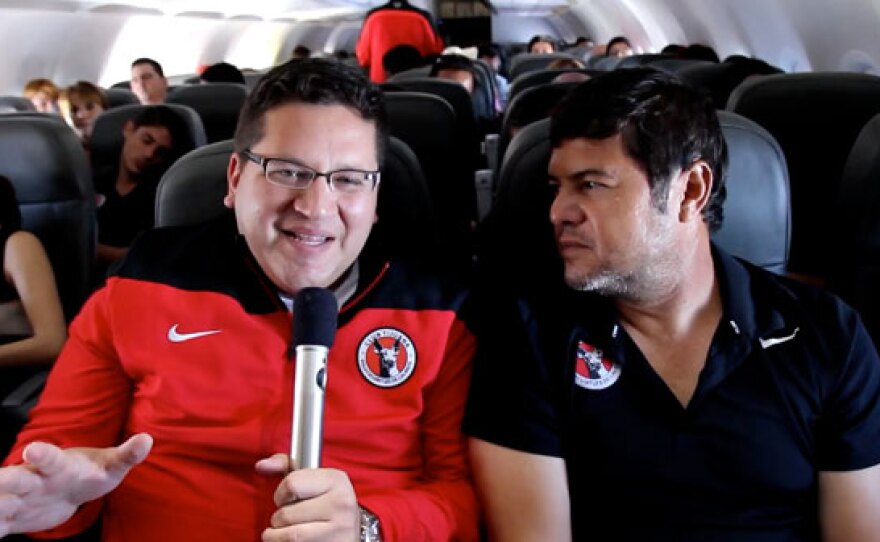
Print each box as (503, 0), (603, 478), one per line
(574, 340), (621, 390)
(357, 328), (417, 388)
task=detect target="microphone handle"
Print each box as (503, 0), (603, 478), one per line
(291, 345), (328, 469)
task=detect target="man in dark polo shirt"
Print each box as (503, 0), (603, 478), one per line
(463, 69), (880, 541)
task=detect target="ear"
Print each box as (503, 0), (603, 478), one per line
(223, 153), (242, 209)
(677, 160), (713, 224)
(122, 119), (135, 138)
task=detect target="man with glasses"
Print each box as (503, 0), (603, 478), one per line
(0, 59), (479, 542)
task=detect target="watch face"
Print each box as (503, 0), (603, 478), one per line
(360, 507), (381, 542)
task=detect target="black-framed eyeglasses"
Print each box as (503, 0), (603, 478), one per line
(242, 149), (381, 195)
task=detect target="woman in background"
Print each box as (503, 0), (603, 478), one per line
(59, 81), (109, 159)
(0, 175), (66, 370)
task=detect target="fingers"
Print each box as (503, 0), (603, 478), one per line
(255, 454), (293, 476)
(21, 441), (69, 477)
(261, 523), (327, 542)
(271, 469), (357, 521)
(0, 465), (41, 496)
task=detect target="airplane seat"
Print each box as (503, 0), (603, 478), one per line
(649, 58), (715, 75)
(90, 103), (207, 177)
(155, 140), (234, 228)
(165, 83), (248, 143)
(714, 110), (790, 274)
(485, 113), (790, 298)
(0, 114), (96, 321)
(508, 52), (579, 80)
(829, 112), (880, 340)
(382, 91), (476, 274)
(478, 118), (559, 302)
(156, 137), (440, 265)
(102, 87), (139, 109)
(678, 59), (782, 109)
(587, 55), (622, 71)
(507, 68), (596, 104)
(386, 65), (432, 82)
(498, 82), (579, 173)
(0, 96), (36, 113)
(470, 58), (499, 129)
(727, 72), (880, 281)
(0, 114), (96, 442)
(387, 75), (491, 136)
(243, 71), (265, 91)
(616, 53), (670, 69)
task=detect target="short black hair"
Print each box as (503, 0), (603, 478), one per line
(383, 45), (424, 76)
(606, 36), (632, 56)
(201, 62), (245, 84)
(550, 68), (727, 231)
(527, 35), (556, 53)
(234, 58), (388, 168)
(131, 57), (164, 77)
(429, 54), (477, 78)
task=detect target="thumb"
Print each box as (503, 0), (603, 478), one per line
(255, 453), (294, 475)
(103, 433), (153, 474)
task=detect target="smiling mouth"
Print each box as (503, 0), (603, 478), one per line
(286, 230), (333, 246)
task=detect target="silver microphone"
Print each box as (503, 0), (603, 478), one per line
(290, 287), (337, 469)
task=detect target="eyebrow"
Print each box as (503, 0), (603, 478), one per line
(549, 167), (615, 181)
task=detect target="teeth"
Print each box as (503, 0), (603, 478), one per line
(293, 232), (329, 245)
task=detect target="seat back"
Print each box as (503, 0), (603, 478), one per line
(103, 87), (139, 109)
(831, 112), (880, 339)
(677, 58), (782, 109)
(382, 91), (475, 271)
(0, 114), (96, 321)
(0, 96), (35, 113)
(507, 68), (595, 103)
(714, 111), (790, 274)
(509, 52), (579, 80)
(498, 82), (578, 173)
(90, 103), (207, 175)
(727, 72), (880, 279)
(166, 83), (248, 143)
(156, 137), (439, 264)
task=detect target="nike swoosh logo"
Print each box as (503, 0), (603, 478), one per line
(167, 324), (222, 343)
(759, 327), (799, 349)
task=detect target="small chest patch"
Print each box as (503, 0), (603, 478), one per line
(574, 340), (621, 390)
(357, 327), (417, 388)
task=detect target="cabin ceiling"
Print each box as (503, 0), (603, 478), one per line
(0, 0), (567, 18)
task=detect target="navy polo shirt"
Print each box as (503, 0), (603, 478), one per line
(464, 246), (880, 541)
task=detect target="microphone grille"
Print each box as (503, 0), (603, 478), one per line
(292, 287), (338, 348)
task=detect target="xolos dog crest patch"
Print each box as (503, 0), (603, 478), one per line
(574, 340), (621, 390)
(357, 328), (417, 388)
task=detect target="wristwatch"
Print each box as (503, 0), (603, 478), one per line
(359, 506), (382, 542)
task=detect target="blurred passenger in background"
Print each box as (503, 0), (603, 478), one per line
(58, 81), (108, 158)
(22, 79), (59, 113)
(94, 105), (192, 268)
(200, 62), (246, 84)
(130, 58), (168, 105)
(528, 35), (557, 54)
(606, 35), (634, 57)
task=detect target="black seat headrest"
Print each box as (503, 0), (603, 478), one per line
(727, 72), (880, 278)
(0, 114), (96, 321)
(166, 83), (248, 144)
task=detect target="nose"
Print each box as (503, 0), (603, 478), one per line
(549, 186), (581, 228)
(293, 175), (335, 218)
